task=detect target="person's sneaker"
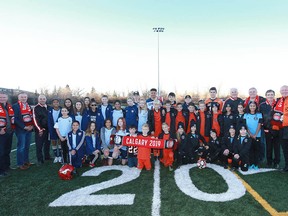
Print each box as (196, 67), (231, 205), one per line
(24, 162), (34, 167)
(89, 163), (95, 168)
(253, 165), (259, 170)
(19, 165), (29, 170)
(58, 157), (63, 163)
(249, 165), (255, 170)
(231, 167), (238, 171)
(223, 164), (228, 169)
(169, 166), (173, 171)
(274, 164), (280, 169)
(0, 172), (8, 177)
(53, 157), (58, 163)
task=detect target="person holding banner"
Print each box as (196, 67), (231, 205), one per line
(158, 122), (176, 171)
(127, 125), (138, 168)
(137, 124), (152, 170)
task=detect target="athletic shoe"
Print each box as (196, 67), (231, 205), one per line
(58, 157), (63, 163)
(169, 166), (173, 171)
(253, 165), (259, 170)
(89, 163), (95, 168)
(53, 157), (58, 163)
(18, 165), (29, 170)
(274, 164), (280, 169)
(249, 165), (255, 170)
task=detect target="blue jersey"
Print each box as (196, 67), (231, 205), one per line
(244, 113), (263, 137)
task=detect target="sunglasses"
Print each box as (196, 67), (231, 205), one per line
(91, 104), (97, 106)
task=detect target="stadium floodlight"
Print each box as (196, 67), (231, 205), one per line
(153, 27), (165, 96)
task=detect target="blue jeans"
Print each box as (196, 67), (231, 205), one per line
(16, 130), (32, 166)
(128, 157), (138, 167)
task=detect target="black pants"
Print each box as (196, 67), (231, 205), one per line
(250, 138), (260, 166)
(0, 132), (13, 173)
(280, 128), (288, 168)
(60, 139), (69, 163)
(265, 130), (280, 165)
(35, 130), (50, 163)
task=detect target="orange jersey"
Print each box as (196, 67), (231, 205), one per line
(137, 135), (152, 160)
(212, 112), (221, 136)
(205, 98), (223, 112)
(175, 111), (186, 130)
(154, 110), (162, 137)
(187, 112), (197, 133)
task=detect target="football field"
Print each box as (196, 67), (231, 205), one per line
(1, 136), (288, 216)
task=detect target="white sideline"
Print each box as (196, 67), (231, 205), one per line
(11, 142), (36, 152)
(152, 160), (161, 216)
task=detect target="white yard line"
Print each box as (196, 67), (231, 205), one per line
(151, 160), (161, 216)
(11, 142), (36, 152)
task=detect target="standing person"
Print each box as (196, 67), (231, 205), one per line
(196, 100), (211, 143)
(182, 95), (192, 112)
(175, 122), (187, 166)
(125, 97), (138, 131)
(112, 100), (125, 128)
(222, 102), (236, 137)
(54, 107), (73, 163)
(64, 98), (75, 119)
(146, 88), (159, 110)
(175, 103), (188, 132)
(100, 119), (116, 166)
(259, 89), (280, 168)
(67, 120), (85, 171)
(205, 87), (224, 112)
(168, 92), (177, 107)
(148, 99), (163, 159)
(244, 101), (263, 170)
(162, 100), (176, 134)
(235, 103), (246, 135)
(33, 94), (50, 165)
(74, 101), (84, 130)
(82, 99), (98, 133)
(132, 91), (141, 105)
(48, 99), (62, 163)
(186, 102), (197, 134)
(0, 91), (15, 177)
(223, 88), (244, 114)
(159, 122), (176, 171)
(96, 95), (113, 132)
(137, 123), (152, 171)
(211, 103), (223, 137)
(137, 98), (148, 133)
(13, 92), (34, 170)
(83, 97), (91, 115)
(274, 85), (288, 172)
(243, 87), (265, 108)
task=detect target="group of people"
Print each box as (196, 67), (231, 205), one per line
(0, 85), (288, 177)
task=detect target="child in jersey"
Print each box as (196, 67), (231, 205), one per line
(85, 122), (101, 167)
(127, 125), (138, 168)
(232, 125), (252, 171)
(175, 122), (187, 166)
(125, 97), (138, 131)
(148, 99), (163, 159)
(207, 129), (221, 163)
(196, 100), (211, 143)
(159, 122), (176, 171)
(137, 124), (152, 170)
(221, 125), (237, 169)
(54, 107), (73, 163)
(67, 120), (85, 171)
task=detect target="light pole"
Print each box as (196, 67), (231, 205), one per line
(153, 27), (165, 96)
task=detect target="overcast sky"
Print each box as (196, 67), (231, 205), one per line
(1, 0), (287, 96)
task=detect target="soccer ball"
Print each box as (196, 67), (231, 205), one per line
(197, 158), (207, 169)
(58, 164), (74, 180)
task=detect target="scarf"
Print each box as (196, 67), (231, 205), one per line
(283, 97), (288, 127)
(272, 97), (284, 130)
(244, 95), (260, 107)
(0, 103), (15, 128)
(18, 101), (33, 126)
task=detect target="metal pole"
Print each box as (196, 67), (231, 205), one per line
(157, 31), (160, 96)
(153, 27), (164, 97)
